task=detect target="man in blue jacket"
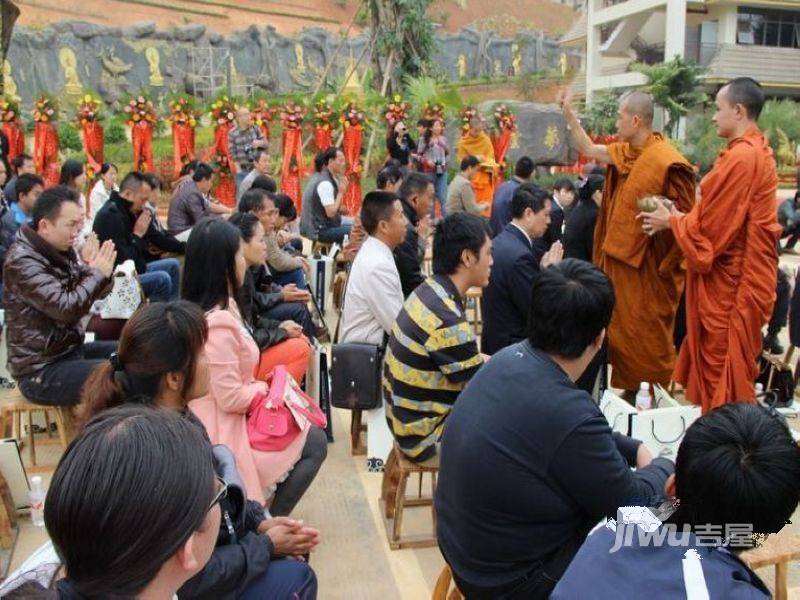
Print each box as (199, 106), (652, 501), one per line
(489, 156), (535, 238)
(552, 403), (800, 599)
(481, 184), (563, 355)
(436, 260), (674, 599)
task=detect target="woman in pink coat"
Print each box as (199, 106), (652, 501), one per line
(183, 218), (327, 513)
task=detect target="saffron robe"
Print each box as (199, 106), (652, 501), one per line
(671, 126), (780, 412)
(594, 133), (695, 389)
(457, 132), (496, 217)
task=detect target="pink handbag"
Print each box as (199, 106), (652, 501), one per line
(247, 365), (327, 452)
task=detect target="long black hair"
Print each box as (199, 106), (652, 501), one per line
(44, 404), (216, 596)
(578, 174), (605, 205)
(58, 160), (84, 188)
(182, 218), (243, 311)
(79, 301), (208, 426)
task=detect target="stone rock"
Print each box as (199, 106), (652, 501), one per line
(208, 32), (224, 45)
(174, 24), (206, 42)
(151, 30), (174, 41)
(70, 22), (109, 40)
(477, 100), (578, 166)
(122, 22), (156, 39)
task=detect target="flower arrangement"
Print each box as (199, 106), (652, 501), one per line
(384, 95), (411, 126)
(212, 149), (232, 175)
(280, 101), (306, 130)
(460, 106), (479, 133)
(252, 99), (278, 128)
(312, 99), (335, 130)
(76, 94), (103, 126)
(340, 101), (366, 129)
(32, 95), (58, 123)
(169, 96), (200, 127)
(423, 102), (445, 122)
(0, 98), (20, 123)
(123, 95), (157, 127)
(493, 103), (517, 132)
(209, 96), (237, 126)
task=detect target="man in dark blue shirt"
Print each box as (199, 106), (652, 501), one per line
(436, 259), (674, 599)
(488, 156), (535, 238)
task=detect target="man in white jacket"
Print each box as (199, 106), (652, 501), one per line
(340, 190), (408, 469)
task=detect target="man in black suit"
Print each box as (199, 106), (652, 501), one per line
(481, 185), (563, 355)
(535, 177), (575, 257)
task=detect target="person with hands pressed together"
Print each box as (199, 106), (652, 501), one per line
(639, 77), (781, 413)
(482, 184), (563, 355)
(78, 301), (320, 599)
(300, 147), (352, 244)
(560, 88), (695, 399)
(93, 171), (183, 302)
(3, 186), (118, 407)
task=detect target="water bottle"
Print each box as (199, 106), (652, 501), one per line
(635, 382), (651, 411)
(29, 476), (45, 527)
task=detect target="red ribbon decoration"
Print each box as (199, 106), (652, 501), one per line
(132, 121), (154, 173)
(492, 129), (513, 185)
(209, 123), (236, 208)
(172, 123), (196, 178)
(33, 122), (60, 187)
(3, 121), (25, 163)
(81, 122), (104, 176)
(280, 127), (305, 212)
(342, 125), (363, 216)
(313, 127), (332, 153)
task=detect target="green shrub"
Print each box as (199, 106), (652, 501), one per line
(104, 119), (127, 145)
(58, 122), (82, 152)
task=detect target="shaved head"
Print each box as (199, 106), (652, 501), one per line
(620, 91), (654, 127)
(720, 77), (764, 120)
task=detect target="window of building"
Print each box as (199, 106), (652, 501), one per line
(737, 7), (800, 48)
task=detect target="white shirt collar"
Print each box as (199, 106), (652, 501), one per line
(552, 195), (564, 211)
(365, 235), (394, 257)
(510, 222), (532, 246)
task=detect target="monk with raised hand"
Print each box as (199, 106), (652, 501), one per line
(640, 78), (780, 413)
(559, 89), (695, 396)
(457, 116), (497, 217)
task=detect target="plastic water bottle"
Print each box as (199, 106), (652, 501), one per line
(635, 382), (651, 411)
(29, 476), (45, 527)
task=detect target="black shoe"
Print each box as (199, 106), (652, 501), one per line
(764, 334), (785, 355)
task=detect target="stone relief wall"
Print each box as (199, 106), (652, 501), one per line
(4, 21), (581, 108)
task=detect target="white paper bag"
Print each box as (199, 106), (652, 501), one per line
(95, 260), (143, 320)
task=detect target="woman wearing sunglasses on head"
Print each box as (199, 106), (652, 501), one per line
(75, 301), (319, 599)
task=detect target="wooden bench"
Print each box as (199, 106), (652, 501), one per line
(0, 388), (72, 466)
(432, 565), (464, 600)
(741, 531), (800, 600)
(379, 445), (439, 550)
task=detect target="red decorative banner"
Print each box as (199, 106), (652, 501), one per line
(132, 121), (154, 173)
(3, 123), (24, 163)
(492, 128), (512, 185)
(210, 122), (235, 208)
(342, 125), (363, 216)
(33, 122), (60, 187)
(81, 122), (104, 178)
(172, 123), (196, 178)
(281, 127), (305, 212)
(313, 127), (332, 152)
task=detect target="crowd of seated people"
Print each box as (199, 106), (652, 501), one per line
(3, 122), (799, 600)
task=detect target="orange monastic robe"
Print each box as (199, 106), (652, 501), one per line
(594, 133), (695, 390)
(671, 126), (780, 413)
(457, 132), (496, 217)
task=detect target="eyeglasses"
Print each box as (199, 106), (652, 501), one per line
(208, 476), (228, 513)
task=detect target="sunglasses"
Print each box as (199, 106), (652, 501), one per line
(208, 476), (228, 513)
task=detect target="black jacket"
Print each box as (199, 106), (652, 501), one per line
(534, 197), (565, 257)
(241, 266), (291, 350)
(481, 223), (539, 355)
(93, 191), (185, 274)
(563, 199), (599, 263)
(437, 342), (673, 591)
(394, 199), (424, 298)
(387, 133), (416, 167)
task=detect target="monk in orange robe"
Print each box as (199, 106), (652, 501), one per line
(561, 90), (695, 392)
(641, 78), (780, 412)
(457, 116), (496, 217)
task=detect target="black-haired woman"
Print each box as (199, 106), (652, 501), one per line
(563, 174), (604, 263)
(182, 219), (327, 516)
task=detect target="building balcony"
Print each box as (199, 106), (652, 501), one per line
(685, 42), (800, 93)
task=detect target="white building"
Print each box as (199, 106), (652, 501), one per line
(560, 0), (800, 101)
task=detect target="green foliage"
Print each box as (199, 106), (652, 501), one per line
(632, 56), (707, 138)
(58, 122), (82, 152)
(580, 92), (618, 136)
(403, 75), (463, 120)
(515, 72), (546, 101)
(684, 113), (724, 174)
(104, 116), (127, 145)
(758, 99), (800, 155)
